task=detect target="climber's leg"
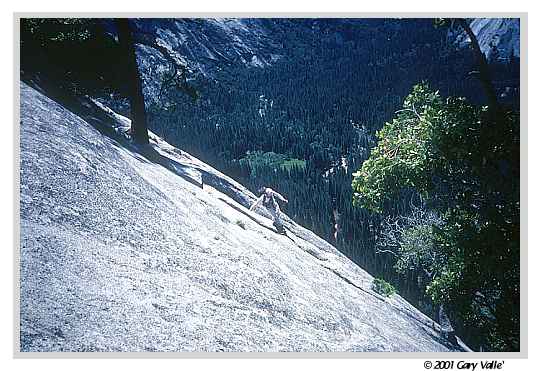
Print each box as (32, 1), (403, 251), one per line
(271, 203), (285, 232)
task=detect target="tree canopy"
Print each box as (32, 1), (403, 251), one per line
(351, 83), (520, 351)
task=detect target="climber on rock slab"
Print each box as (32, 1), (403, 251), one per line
(250, 187), (288, 232)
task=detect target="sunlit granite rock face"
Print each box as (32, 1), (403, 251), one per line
(19, 82), (471, 352)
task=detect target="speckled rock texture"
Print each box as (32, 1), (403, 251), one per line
(19, 82), (470, 352)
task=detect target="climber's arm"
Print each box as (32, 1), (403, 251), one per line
(269, 189), (288, 203)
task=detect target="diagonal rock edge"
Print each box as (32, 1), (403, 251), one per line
(18, 82), (471, 352)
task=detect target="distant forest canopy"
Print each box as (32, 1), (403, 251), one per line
(20, 18), (520, 351)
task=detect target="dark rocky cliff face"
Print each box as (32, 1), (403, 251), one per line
(19, 82), (470, 352)
(125, 18), (519, 107)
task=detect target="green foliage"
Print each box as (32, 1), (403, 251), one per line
(281, 158), (307, 172)
(425, 253), (465, 304)
(20, 18), (124, 97)
(239, 151), (306, 177)
(234, 219), (246, 229)
(21, 19), (94, 45)
(352, 83), (477, 212)
(371, 278), (397, 297)
(433, 18), (452, 29)
(352, 83), (520, 351)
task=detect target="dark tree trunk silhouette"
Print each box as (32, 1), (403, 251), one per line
(456, 18), (500, 115)
(115, 18), (149, 144)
